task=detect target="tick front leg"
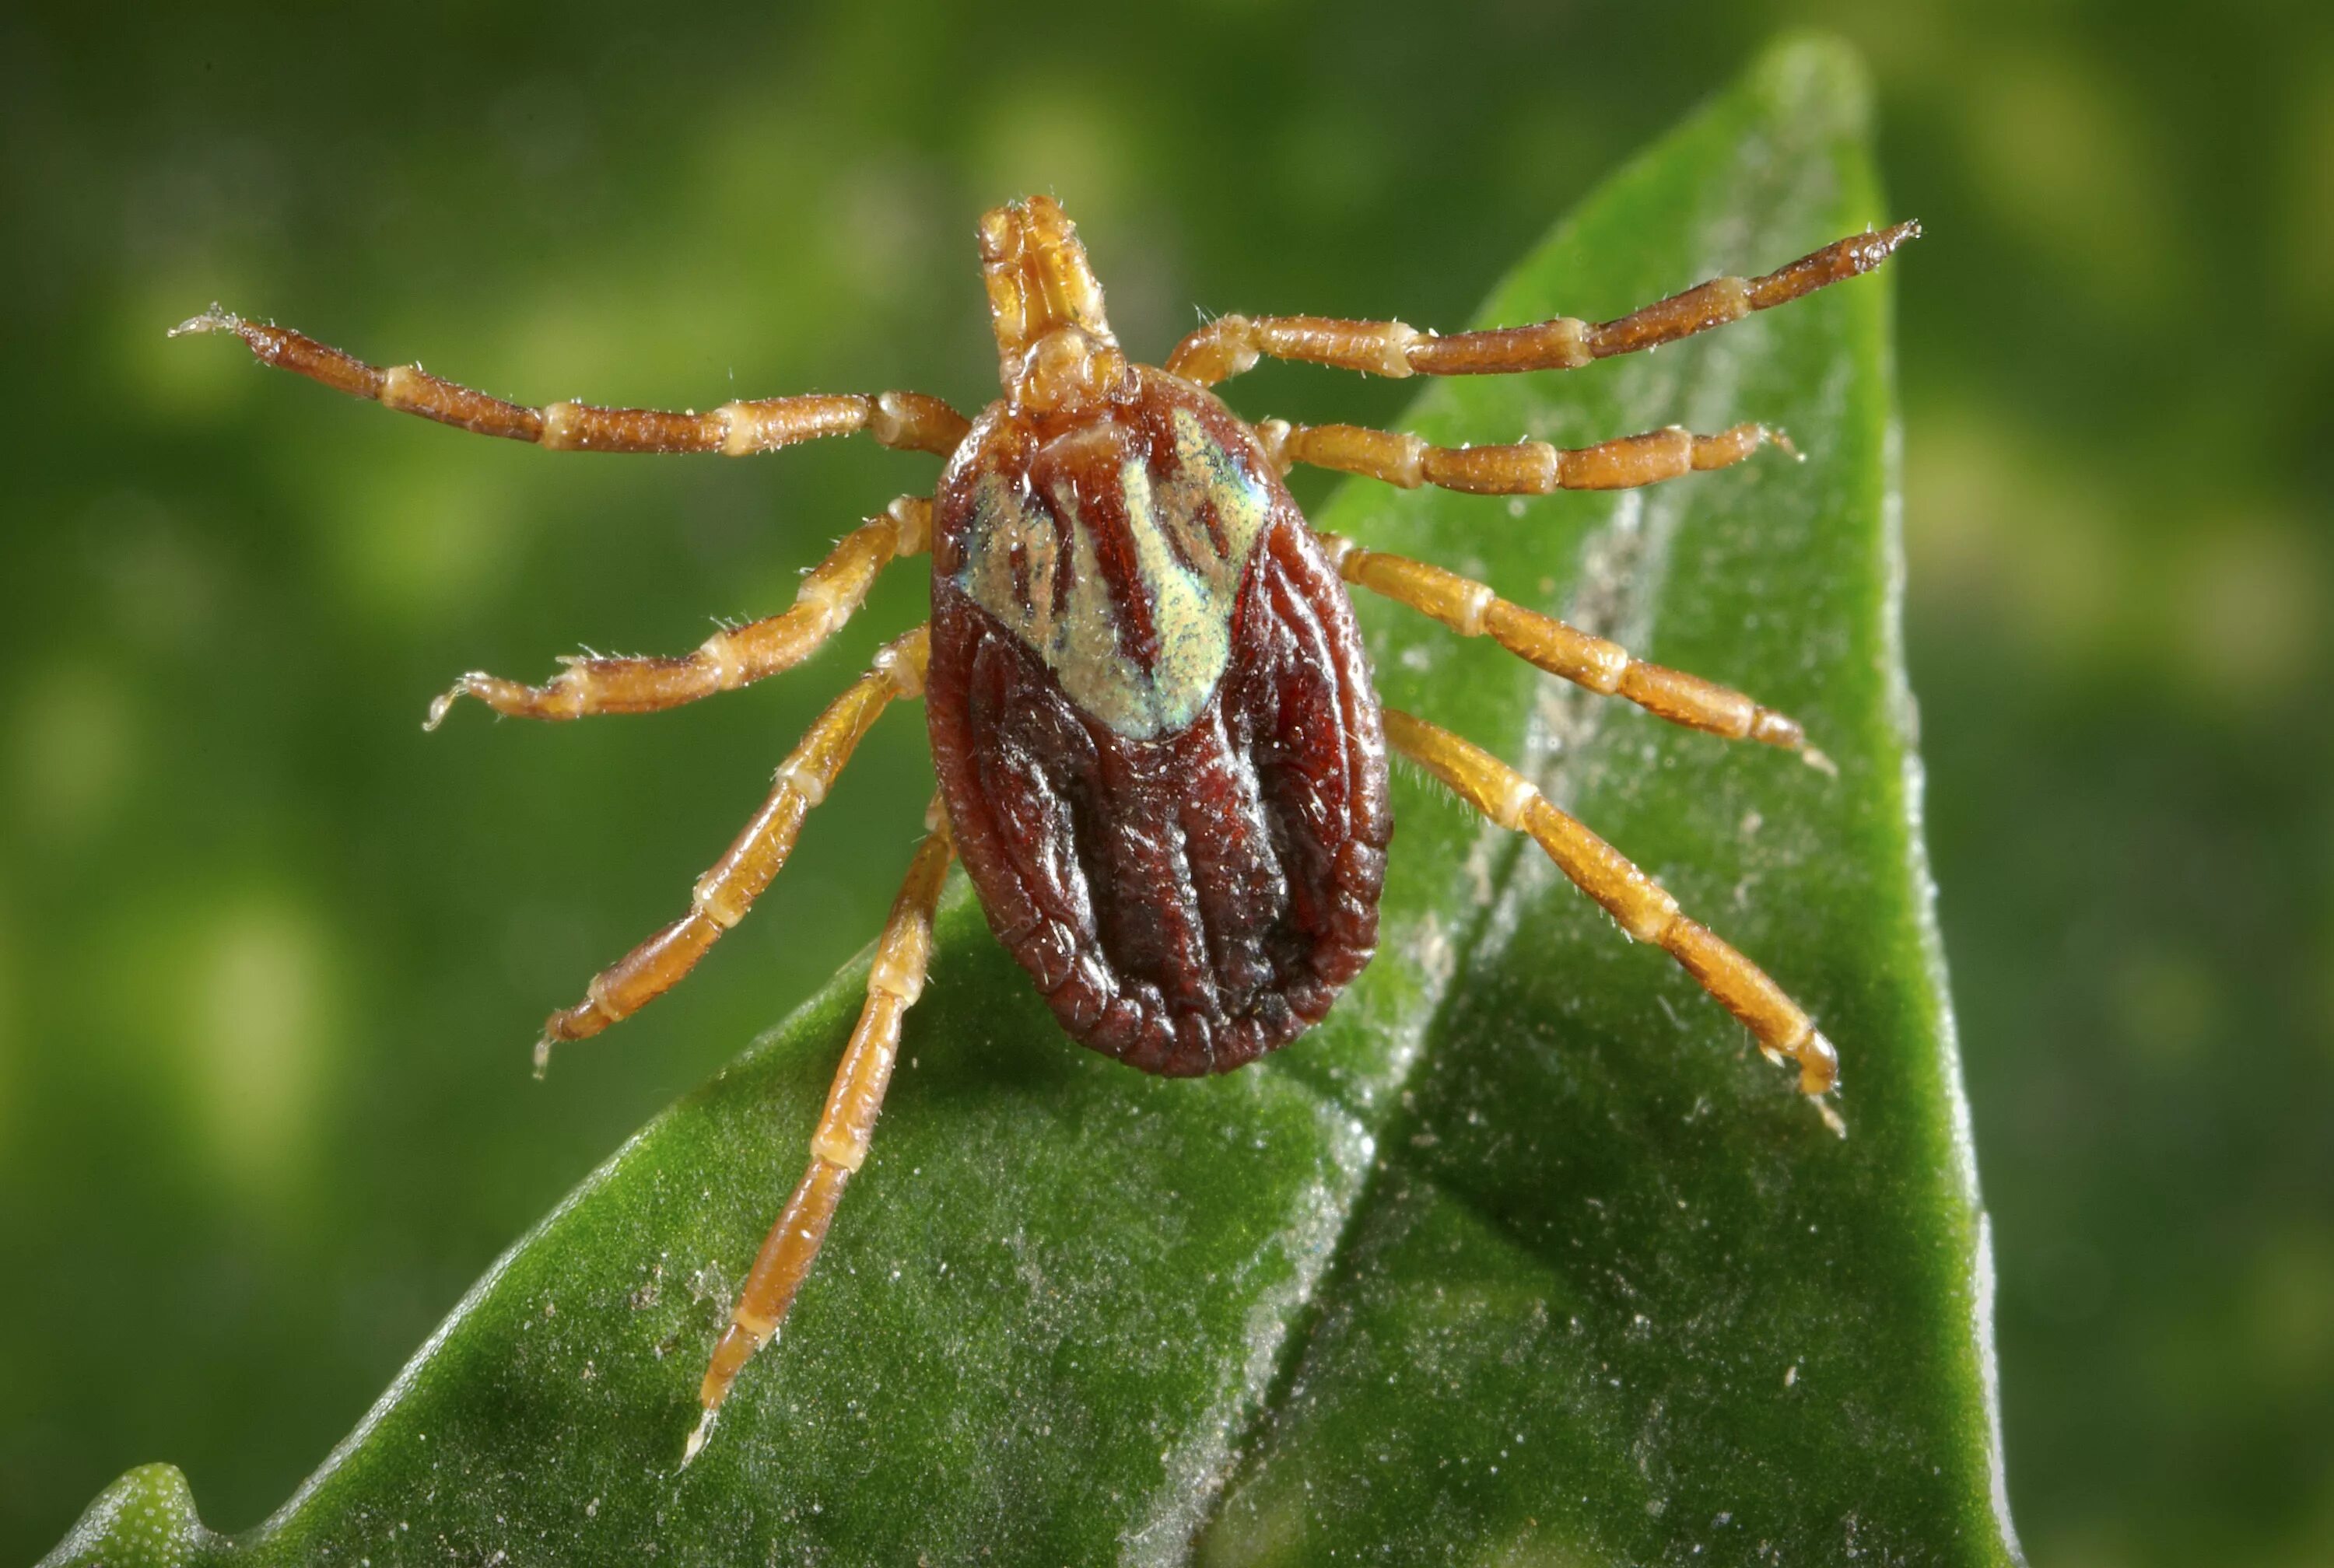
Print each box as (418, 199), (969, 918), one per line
(1382, 708), (1841, 1120)
(1319, 533), (1825, 765)
(686, 800), (955, 1463)
(1167, 221), (1917, 387)
(170, 309), (970, 456)
(531, 627), (929, 1073)
(426, 496), (931, 726)
(1256, 417), (1787, 496)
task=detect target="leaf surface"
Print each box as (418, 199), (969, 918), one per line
(49, 37), (2019, 1568)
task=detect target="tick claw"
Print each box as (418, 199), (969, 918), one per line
(532, 1034), (555, 1080)
(1800, 746), (1838, 778)
(1796, 1029), (1841, 1097)
(422, 679), (470, 732)
(682, 1407), (717, 1468)
(168, 304), (238, 339)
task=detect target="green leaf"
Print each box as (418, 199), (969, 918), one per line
(49, 36), (2017, 1568)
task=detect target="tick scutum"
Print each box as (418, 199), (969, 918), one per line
(929, 368), (1390, 1076)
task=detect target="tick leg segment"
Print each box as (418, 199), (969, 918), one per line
(170, 309), (971, 457)
(1166, 222), (1918, 387)
(1318, 533), (1821, 762)
(425, 496), (932, 727)
(687, 802), (955, 1462)
(531, 627), (930, 1073)
(1382, 707), (1840, 1108)
(1257, 418), (1786, 496)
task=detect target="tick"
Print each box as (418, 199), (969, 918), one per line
(175, 195), (1915, 1459)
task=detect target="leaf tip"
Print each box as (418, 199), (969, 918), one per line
(1745, 31), (1877, 147)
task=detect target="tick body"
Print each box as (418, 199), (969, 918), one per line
(175, 193), (1915, 1458)
(932, 364), (1388, 1075)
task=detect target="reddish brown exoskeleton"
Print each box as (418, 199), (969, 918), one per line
(175, 194), (1915, 1459)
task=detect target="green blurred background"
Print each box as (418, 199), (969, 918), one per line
(2, 2), (2328, 1563)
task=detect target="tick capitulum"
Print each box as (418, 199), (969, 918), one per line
(176, 194), (1915, 1461)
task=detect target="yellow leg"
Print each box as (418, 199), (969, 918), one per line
(532, 627), (929, 1073)
(1319, 532), (1824, 765)
(425, 497), (932, 726)
(1382, 707), (1841, 1120)
(171, 309), (969, 455)
(1259, 418), (1786, 497)
(686, 801), (955, 1463)
(1165, 222), (1918, 386)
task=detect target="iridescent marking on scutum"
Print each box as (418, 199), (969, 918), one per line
(955, 407), (1274, 739)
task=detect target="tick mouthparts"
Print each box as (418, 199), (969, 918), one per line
(980, 195), (1129, 412)
(979, 194), (1114, 348)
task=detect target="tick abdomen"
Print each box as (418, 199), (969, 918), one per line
(929, 369), (1390, 1076)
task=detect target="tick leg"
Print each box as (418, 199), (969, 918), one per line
(687, 800), (955, 1462)
(1319, 533), (1824, 765)
(531, 627), (929, 1072)
(1167, 222), (1917, 387)
(1382, 707), (1841, 1115)
(170, 309), (971, 456)
(1257, 418), (1787, 496)
(426, 496), (931, 727)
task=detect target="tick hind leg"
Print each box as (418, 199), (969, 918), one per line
(171, 309), (970, 456)
(426, 496), (931, 726)
(1166, 222), (1918, 387)
(687, 801), (955, 1462)
(1382, 708), (1841, 1125)
(531, 627), (928, 1073)
(1319, 532), (1828, 768)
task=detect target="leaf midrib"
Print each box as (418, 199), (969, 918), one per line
(1172, 155), (1784, 1550)
(1180, 457), (1709, 1566)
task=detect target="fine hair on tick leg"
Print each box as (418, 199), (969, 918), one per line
(424, 496), (934, 727)
(1314, 530), (1831, 771)
(1382, 706), (1843, 1129)
(685, 800), (955, 1465)
(170, 307), (971, 456)
(1255, 417), (1795, 498)
(531, 629), (929, 1077)
(1164, 221), (1918, 386)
